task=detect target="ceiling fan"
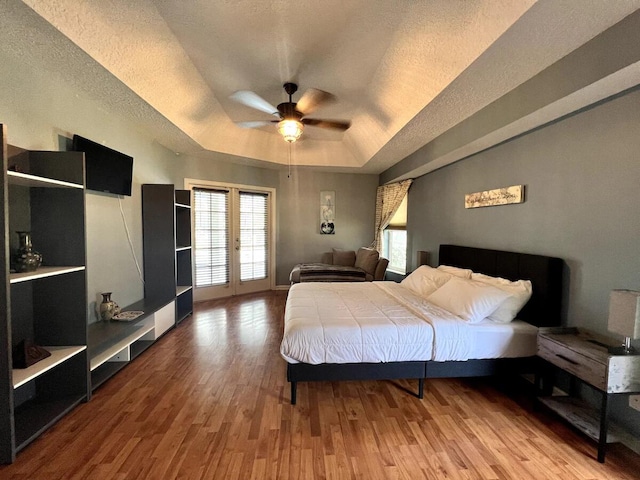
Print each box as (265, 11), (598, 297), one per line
(230, 83), (351, 143)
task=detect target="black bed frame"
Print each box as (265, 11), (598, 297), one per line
(286, 244), (564, 404)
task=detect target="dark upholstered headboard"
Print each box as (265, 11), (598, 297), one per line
(438, 245), (563, 327)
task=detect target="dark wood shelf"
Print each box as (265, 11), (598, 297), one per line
(142, 184), (193, 330)
(88, 297), (171, 359)
(177, 311), (192, 325)
(176, 288), (193, 324)
(89, 336), (154, 390)
(88, 337), (154, 392)
(537, 395), (628, 444)
(1, 133), (89, 464)
(88, 297), (175, 391)
(8, 170), (83, 189)
(130, 340), (154, 359)
(90, 361), (128, 390)
(13, 346), (86, 388)
(14, 394), (86, 452)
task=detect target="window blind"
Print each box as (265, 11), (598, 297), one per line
(386, 194), (408, 230)
(193, 188), (229, 287)
(239, 191), (268, 281)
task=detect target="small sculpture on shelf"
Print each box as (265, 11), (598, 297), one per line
(99, 292), (121, 321)
(13, 231), (42, 273)
(12, 339), (51, 369)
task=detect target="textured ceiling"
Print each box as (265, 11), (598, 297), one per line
(7, 0), (640, 174)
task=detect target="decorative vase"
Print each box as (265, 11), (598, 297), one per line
(13, 231), (42, 273)
(99, 292), (120, 321)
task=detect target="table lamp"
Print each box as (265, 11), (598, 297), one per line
(417, 251), (430, 268)
(607, 289), (640, 354)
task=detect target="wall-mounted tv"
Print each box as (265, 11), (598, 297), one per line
(72, 134), (133, 196)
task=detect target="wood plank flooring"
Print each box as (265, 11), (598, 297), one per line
(2, 290), (640, 479)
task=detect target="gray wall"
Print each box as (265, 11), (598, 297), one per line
(276, 169), (379, 285)
(408, 89), (640, 334)
(406, 87), (640, 437)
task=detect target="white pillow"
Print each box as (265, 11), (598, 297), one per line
(471, 272), (533, 323)
(401, 265), (452, 298)
(437, 265), (473, 279)
(426, 276), (510, 323)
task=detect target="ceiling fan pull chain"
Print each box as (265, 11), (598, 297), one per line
(288, 142), (292, 178)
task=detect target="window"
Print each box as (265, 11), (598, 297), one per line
(193, 188), (229, 287)
(382, 194), (408, 274)
(383, 230), (407, 274)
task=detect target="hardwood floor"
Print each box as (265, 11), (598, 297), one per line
(2, 290), (640, 479)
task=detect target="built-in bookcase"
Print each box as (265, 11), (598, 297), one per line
(0, 124), (89, 463)
(88, 186), (192, 397)
(142, 184), (193, 326)
(174, 189), (193, 322)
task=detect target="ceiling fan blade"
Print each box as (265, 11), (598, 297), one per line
(230, 91), (280, 118)
(302, 118), (351, 131)
(235, 121), (274, 129)
(296, 88), (336, 116)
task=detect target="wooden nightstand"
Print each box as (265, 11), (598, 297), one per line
(536, 327), (640, 463)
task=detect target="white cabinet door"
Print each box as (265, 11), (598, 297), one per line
(154, 301), (175, 338)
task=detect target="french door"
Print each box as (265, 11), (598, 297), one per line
(186, 179), (275, 301)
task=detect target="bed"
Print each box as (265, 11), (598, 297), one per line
(281, 244), (564, 404)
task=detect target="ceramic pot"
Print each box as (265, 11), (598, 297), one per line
(99, 292), (120, 321)
(13, 231), (42, 273)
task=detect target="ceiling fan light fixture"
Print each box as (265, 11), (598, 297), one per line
(278, 119), (304, 143)
(232, 83), (348, 142)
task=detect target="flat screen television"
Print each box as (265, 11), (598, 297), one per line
(72, 134), (133, 196)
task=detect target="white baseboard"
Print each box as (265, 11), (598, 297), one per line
(275, 284), (291, 291)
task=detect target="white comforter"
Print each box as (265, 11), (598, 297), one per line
(280, 282), (471, 364)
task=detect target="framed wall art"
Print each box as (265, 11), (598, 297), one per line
(465, 185), (524, 209)
(320, 191), (335, 234)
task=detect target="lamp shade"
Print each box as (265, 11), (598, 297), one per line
(417, 251), (430, 267)
(278, 119), (304, 143)
(607, 289), (640, 339)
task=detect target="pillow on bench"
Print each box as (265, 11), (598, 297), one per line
(332, 248), (356, 266)
(354, 247), (380, 278)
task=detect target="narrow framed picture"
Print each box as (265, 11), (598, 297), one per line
(320, 191), (335, 234)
